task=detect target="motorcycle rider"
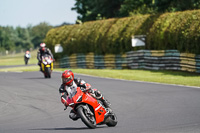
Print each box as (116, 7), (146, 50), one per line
(24, 50), (31, 65)
(59, 69), (110, 121)
(37, 43), (54, 71)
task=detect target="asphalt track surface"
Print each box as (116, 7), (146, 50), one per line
(1, 71), (200, 133)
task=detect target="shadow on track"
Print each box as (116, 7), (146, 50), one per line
(24, 77), (48, 79)
(29, 126), (106, 131)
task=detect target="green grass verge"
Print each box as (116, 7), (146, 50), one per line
(0, 65), (39, 72)
(0, 56), (199, 87)
(0, 50), (38, 66)
(56, 68), (200, 87)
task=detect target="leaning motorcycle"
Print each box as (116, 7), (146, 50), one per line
(41, 54), (53, 78)
(65, 86), (117, 129)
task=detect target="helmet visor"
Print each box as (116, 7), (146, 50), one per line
(62, 76), (72, 84)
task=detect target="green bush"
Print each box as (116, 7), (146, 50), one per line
(147, 10), (200, 54)
(45, 9), (200, 58)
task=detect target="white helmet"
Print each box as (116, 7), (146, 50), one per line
(40, 43), (46, 48)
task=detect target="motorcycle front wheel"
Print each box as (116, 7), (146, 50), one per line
(44, 67), (51, 78)
(77, 106), (96, 129)
(106, 113), (118, 127)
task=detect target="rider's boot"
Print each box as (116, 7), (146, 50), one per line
(94, 90), (111, 108)
(69, 110), (79, 121)
(38, 62), (42, 71)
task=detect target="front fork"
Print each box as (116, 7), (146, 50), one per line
(80, 104), (94, 117)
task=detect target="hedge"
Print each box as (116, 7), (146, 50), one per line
(147, 10), (200, 54)
(44, 9), (200, 58)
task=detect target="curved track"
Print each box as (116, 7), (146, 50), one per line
(1, 71), (200, 133)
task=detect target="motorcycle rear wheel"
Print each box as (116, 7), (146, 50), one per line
(77, 106), (96, 129)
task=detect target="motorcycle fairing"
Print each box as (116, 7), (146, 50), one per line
(41, 55), (53, 72)
(67, 87), (107, 124)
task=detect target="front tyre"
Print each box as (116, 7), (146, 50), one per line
(77, 106), (96, 129)
(45, 67), (51, 78)
(106, 113), (118, 127)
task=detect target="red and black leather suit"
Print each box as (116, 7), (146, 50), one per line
(59, 78), (110, 120)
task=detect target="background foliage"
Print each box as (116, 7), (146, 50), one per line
(45, 9), (200, 57)
(0, 22), (52, 53)
(1, 0), (200, 56)
(72, 0), (200, 23)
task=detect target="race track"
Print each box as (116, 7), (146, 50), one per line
(1, 71), (200, 133)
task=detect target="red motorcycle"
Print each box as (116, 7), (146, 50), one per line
(66, 86), (117, 129)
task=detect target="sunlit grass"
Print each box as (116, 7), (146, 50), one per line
(0, 51), (200, 88)
(0, 50), (38, 66)
(0, 65), (39, 72)
(0, 66), (199, 87)
(56, 68), (200, 87)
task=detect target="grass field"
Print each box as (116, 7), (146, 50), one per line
(0, 65), (199, 87)
(0, 51), (200, 87)
(0, 50), (38, 66)
(57, 68), (200, 87)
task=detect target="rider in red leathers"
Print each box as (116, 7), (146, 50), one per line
(59, 69), (110, 120)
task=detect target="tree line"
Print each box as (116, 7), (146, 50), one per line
(0, 22), (53, 52)
(1, 0), (200, 53)
(72, 0), (200, 22)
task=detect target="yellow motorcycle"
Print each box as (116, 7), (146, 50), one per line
(41, 54), (53, 78)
